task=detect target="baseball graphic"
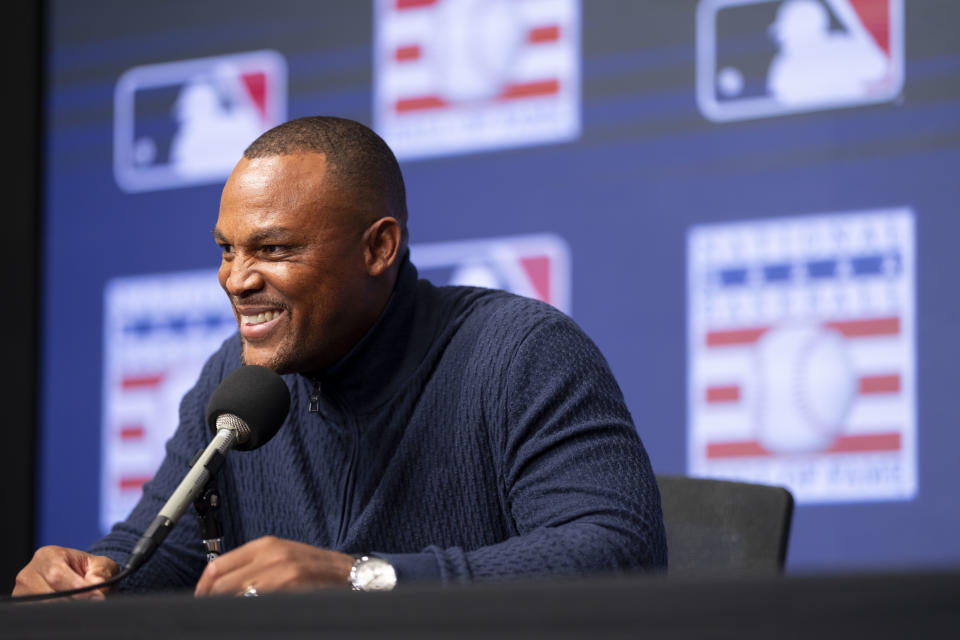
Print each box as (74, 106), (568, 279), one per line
(754, 323), (856, 453)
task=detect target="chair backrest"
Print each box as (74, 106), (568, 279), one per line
(656, 474), (794, 576)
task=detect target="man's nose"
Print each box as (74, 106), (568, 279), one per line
(223, 256), (264, 296)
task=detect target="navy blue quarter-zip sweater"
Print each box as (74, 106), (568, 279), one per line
(89, 258), (667, 590)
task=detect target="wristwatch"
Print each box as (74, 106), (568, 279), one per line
(349, 555), (397, 592)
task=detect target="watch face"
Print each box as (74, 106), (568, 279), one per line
(355, 557), (397, 592)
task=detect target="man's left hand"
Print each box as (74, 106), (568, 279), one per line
(193, 536), (355, 597)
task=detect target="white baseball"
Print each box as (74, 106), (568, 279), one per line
(753, 323), (855, 453)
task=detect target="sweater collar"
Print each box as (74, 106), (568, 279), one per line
(308, 252), (423, 410)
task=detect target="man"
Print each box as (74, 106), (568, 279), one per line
(15, 116), (666, 598)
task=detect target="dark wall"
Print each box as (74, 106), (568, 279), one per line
(0, 0), (40, 590)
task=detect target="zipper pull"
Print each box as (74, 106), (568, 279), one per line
(309, 380), (321, 413)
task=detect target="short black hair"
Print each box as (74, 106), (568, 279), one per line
(244, 116), (408, 242)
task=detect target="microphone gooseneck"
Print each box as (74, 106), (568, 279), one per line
(123, 365), (290, 574)
(123, 427), (238, 574)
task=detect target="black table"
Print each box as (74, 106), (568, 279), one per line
(3, 570), (958, 639)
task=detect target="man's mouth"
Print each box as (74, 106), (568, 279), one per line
(236, 307), (285, 341)
(240, 310), (282, 325)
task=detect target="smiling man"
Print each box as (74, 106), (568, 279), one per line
(214, 151), (400, 375)
(15, 116), (666, 598)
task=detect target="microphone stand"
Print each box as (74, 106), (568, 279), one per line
(189, 447), (226, 563)
(194, 481), (224, 563)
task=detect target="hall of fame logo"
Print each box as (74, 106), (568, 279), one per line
(687, 209), (915, 503)
(696, 0), (904, 122)
(373, 0), (581, 160)
(101, 272), (236, 531)
(114, 50), (287, 192)
(100, 233), (571, 530)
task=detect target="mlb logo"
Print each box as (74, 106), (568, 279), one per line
(696, 0), (904, 122)
(101, 270), (236, 531)
(373, 0), (581, 160)
(687, 209), (915, 503)
(114, 50), (287, 192)
(412, 234), (571, 313)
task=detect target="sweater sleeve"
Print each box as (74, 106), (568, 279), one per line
(86, 349), (232, 593)
(386, 312), (667, 584)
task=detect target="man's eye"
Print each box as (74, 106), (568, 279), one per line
(262, 245), (284, 254)
(219, 244), (233, 254)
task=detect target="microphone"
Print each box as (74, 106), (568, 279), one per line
(123, 365), (290, 574)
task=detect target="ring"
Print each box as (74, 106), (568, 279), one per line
(241, 584), (259, 598)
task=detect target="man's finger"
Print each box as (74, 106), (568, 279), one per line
(82, 555), (118, 582)
(77, 556), (118, 599)
(13, 568), (55, 596)
(14, 562), (87, 597)
(194, 539), (264, 596)
(47, 563), (93, 592)
(201, 564), (263, 597)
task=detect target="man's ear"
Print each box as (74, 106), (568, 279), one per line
(362, 217), (403, 276)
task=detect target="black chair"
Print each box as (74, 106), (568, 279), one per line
(655, 474), (794, 576)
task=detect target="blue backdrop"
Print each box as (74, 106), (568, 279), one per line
(40, 0), (960, 572)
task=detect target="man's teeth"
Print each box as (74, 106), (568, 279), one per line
(241, 310), (281, 325)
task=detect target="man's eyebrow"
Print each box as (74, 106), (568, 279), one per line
(213, 227), (295, 244)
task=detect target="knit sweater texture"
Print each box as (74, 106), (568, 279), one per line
(89, 259), (667, 591)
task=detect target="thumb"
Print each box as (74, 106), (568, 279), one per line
(82, 555), (118, 581)
(84, 555), (117, 579)
(79, 555), (119, 600)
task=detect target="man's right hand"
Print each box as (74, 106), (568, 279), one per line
(13, 546), (119, 600)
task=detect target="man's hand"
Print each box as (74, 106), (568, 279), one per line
(13, 546), (119, 600)
(194, 536), (355, 597)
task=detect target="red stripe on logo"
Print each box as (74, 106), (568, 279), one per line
(705, 316), (900, 347)
(706, 431), (902, 458)
(395, 95), (448, 112)
(705, 385), (740, 403)
(528, 25), (561, 43)
(705, 327), (769, 347)
(119, 425), (145, 440)
(824, 316), (900, 337)
(121, 374), (164, 390)
(826, 432), (901, 453)
(395, 0), (436, 9)
(118, 476), (152, 491)
(499, 79), (560, 100)
(395, 45), (421, 62)
(706, 441), (769, 458)
(859, 374), (901, 394)
(704, 376), (900, 403)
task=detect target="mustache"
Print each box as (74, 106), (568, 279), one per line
(230, 295), (289, 310)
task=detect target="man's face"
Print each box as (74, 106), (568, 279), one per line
(215, 153), (375, 374)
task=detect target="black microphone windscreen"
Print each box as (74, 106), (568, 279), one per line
(204, 365), (291, 451)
